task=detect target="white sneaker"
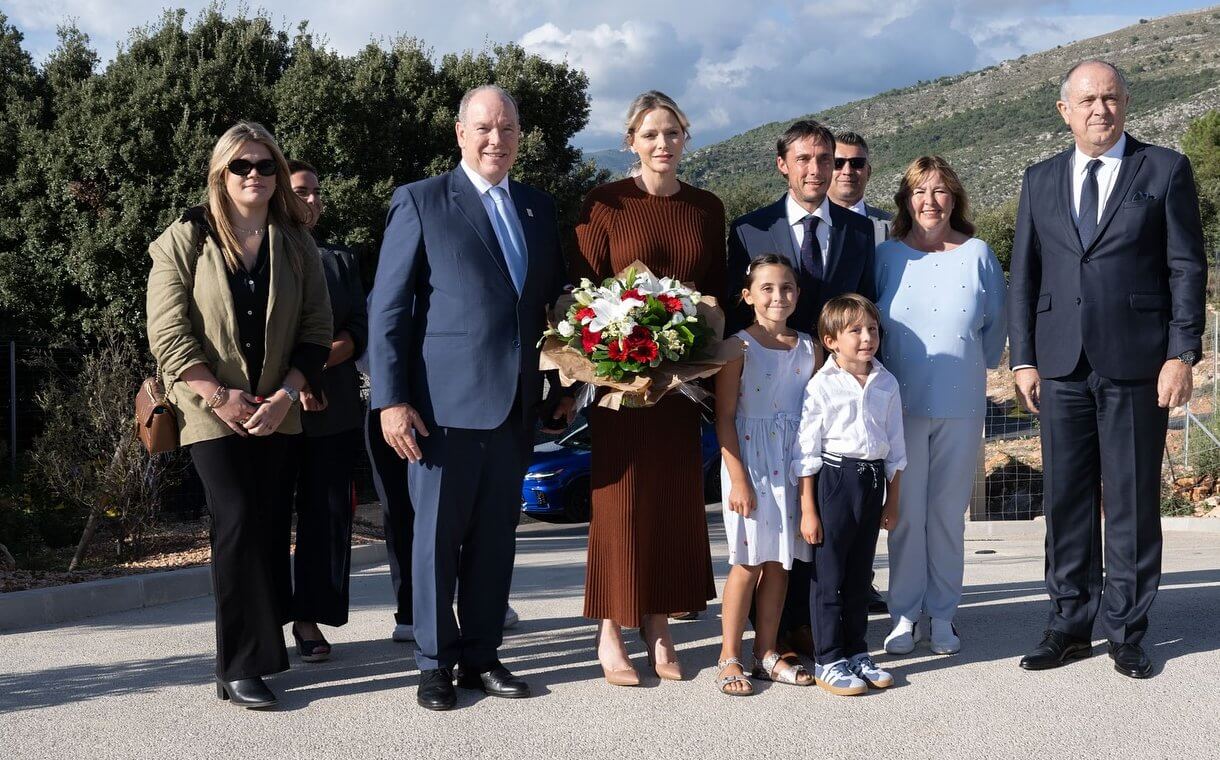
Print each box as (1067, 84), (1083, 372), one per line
(391, 623), (414, 642)
(504, 605), (520, 629)
(884, 618), (918, 655)
(930, 619), (960, 654)
(813, 659), (868, 696)
(848, 652), (894, 688)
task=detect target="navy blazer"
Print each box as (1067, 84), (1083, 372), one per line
(1008, 134), (1206, 380)
(726, 195), (877, 335)
(367, 167), (566, 430)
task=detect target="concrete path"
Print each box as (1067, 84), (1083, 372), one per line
(2, 514), (1218, 759)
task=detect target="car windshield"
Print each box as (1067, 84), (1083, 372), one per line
(557, 421), (592, 450)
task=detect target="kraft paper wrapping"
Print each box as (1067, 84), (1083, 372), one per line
(538, 261), (743, 410)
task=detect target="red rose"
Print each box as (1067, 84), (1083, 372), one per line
(606, 339), (629, 361)
(581, 326), (602, 353)
(575, 307), (596, 323)
(657, 294), (683, 313)
(621, 288), (644, 302)
(628, 339), (659, 363)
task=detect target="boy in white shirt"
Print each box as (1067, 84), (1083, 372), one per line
(793, 293), (906, 696)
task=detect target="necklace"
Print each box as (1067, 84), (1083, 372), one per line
(233, 224), (265, 237)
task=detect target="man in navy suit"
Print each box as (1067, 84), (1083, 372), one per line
(367, 85), (573, 710)
(726, 119), (877, 656)
(1010, 61), (1206, 679)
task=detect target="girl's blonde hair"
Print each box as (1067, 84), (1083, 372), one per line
(206, 121), (312, 274)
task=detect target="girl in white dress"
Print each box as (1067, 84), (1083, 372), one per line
(713, 254), (819, 696)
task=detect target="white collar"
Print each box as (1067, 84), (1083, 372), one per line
(786, 193), (834, 229)
(1073, 133), (1126, 175)
(819, 353), (886, 381)
(848, 199), (868, 217)
(459, 160), (511, 196)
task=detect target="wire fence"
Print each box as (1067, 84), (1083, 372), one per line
(5, 313), (1220, 523)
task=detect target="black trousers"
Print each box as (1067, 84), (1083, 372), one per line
(810, 455), (885, 664)
(410, 399), (530, 671)
(1040, 352), (1166, 644)
(190, 433), (293, 681)
(288, 428), (360, 627)
(365, 408), (414, 625)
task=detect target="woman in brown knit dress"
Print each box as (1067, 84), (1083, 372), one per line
(572, 91), (726, 686)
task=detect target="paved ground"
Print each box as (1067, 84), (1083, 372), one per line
(2, 513), (1219, 760)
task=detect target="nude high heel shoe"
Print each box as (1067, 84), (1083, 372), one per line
(595, 631), (641, 687)
(640, 626), (684, 681)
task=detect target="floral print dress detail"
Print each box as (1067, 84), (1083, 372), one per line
(721, 330), (817, 569)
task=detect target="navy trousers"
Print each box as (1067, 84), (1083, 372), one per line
(366, 409), (415, 625)
(1040, 352), (1166, 644)
(409, 398), (530, 671)
(810, 454), (885, 664)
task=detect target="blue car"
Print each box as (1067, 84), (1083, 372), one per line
(522, 418), (722, 523)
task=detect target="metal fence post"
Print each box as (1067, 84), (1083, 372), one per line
(8, 340), (15, 480)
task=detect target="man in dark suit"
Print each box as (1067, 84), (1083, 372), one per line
(367, 85), (573, 710)
(726, 119), (877, 655)
(1009, 60), (1206, 679)
(829, 131), (893, 246)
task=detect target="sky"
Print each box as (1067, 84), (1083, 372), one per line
(2, 0), (1214, 150)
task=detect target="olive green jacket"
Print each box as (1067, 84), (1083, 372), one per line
(145, 216), (333, 446)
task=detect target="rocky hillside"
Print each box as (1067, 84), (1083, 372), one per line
(682, 6), (1220, 208)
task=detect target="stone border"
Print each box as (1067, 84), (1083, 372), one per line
(3, 517), (1218, 632)
(0, 542), (388, 633)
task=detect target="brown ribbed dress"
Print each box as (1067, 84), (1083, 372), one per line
(573, 178), (726, 627)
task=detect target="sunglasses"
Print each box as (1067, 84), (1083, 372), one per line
(227, 158), (278, 177)
(834, 157), (868, 170)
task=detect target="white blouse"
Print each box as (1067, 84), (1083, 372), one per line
(791, 357), (908, 482)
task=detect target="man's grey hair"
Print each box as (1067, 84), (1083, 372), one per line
(1059, 60), (1129, 103)
(457, 84), (519, 123)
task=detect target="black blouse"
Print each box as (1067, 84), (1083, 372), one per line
(228, 234), (272, 392)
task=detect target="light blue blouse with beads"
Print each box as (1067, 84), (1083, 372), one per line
(873, 237), (1008, 419)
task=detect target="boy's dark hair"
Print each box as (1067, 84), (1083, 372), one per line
(776, 119), (836, 159)
(818, 293), (881, 345)
(287, 159), (318, 176)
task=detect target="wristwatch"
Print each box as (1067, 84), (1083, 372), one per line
(279, 383), (301, 404)
(1177, 350), (1199, 366)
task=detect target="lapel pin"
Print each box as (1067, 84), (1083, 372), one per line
(526, 208), (534, 217)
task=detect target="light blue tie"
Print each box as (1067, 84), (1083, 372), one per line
(489, 186), (527, 293)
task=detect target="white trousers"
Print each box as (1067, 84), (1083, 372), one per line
(886, 415), (983, 624)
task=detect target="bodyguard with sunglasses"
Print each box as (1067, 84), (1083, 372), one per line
(829, 131), (893, 246)
(725, 118), (877, 662)
(147, 122), (332, 708)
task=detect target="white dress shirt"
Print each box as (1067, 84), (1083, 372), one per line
(786, 193), (833, 269)
(791, 356), (907, 482)
(847, 199), (868, 217)
(459, 159), (529, 261)
(1071, 133), (1126, 224)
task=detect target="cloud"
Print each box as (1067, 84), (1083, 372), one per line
(2, 0), (1185, 149)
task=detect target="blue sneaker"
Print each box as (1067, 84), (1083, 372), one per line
(848, 652), (894, 688)
(813, 659), (868, 696)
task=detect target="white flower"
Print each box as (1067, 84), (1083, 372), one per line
(588, 293), (643, 334)
(557, 320), (575, 338)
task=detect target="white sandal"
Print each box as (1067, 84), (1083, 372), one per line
(753, 651), (813, 686)
(714, 657), (754, 696)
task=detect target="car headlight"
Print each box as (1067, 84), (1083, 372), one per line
(525, 468), (565, 480)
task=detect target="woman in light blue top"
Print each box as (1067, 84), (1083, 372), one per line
(873, 156), (1007, 657)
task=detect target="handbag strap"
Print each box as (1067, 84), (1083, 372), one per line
(157, 212), (210, 398)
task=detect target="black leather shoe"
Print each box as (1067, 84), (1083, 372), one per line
(456, 661), (531, 699)
(1108, 642), (1154, 679)
(1019, 630), (1093, 670)
(216, 677), (277, 708)
(867, 585), (888, 614)
(417, 668), (457, 711)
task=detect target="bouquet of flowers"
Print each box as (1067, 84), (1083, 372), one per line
(540, 261), (740, 409)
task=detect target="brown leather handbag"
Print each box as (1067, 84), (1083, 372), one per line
(135, 374), (177, 454)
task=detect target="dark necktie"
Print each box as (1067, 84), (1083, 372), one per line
(800, 214), (823, 283)
(1076, 158), (1102, 249)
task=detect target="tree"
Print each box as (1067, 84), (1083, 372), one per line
(1182, 110), (1220, 258)
(974, 198), (1019, 272)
